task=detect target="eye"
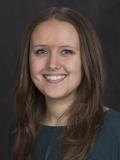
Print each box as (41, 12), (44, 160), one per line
(35, 48), (48, 55)
(61, 49), (75, 56)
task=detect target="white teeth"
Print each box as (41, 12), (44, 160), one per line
(44, 75), (66, 81)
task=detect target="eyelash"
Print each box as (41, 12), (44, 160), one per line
(35, 48), (47, 55)
(61, 49), (75, 55)
(34, 48), (75, 56)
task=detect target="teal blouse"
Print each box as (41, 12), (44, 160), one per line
(33, 109), (120, 160)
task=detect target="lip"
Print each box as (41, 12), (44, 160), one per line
(43, 73), (67, 75)
(43, 74), (67, 84)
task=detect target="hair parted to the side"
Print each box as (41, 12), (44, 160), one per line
(12, 7), (105, 160)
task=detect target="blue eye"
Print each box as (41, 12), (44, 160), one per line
(62, 49), (75, 55)
(35, 48), (48, 55)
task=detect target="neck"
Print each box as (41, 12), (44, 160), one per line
(43, 93), (76, 126)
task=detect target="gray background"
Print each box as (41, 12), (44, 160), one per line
(0, 0), (120, 159)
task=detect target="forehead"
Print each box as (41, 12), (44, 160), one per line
(30, 19), (80, 47)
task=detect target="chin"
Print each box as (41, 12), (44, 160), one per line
(44, 90), (74, 100)
(45, 94), (67, 100)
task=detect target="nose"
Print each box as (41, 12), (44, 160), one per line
(47, 53), (61, 71)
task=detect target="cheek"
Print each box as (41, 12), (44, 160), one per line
(66, 59), (82, 75)
(29, 60), (38, 76)
(29, 57), (45, 75)
(67, 59), (82, 86)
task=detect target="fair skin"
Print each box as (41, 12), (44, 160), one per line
(29, 19), (82, 125)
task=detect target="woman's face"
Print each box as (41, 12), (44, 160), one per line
(29, 19), (82, 101)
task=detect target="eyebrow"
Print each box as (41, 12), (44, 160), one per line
(31, 44), (79, 50)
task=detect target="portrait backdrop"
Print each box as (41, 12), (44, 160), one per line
(0, 0), (120, 159)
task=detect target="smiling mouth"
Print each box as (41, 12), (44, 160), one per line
(43, 74), (67, 83)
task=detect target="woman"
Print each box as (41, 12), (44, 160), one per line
(10, 7), (120, 160)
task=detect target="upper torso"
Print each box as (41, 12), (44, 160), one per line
(9, 109), (120, 160)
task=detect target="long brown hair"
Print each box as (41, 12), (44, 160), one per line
(12, 7), (105, 160)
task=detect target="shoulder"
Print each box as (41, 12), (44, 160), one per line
(98, 109), (120, 149)
(89, 109), (120, 159)
(9, 124), (17, 148)
(9, 120), (17, 140)
(101, 109), (120, 137)
(8, 122), (18, 159)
